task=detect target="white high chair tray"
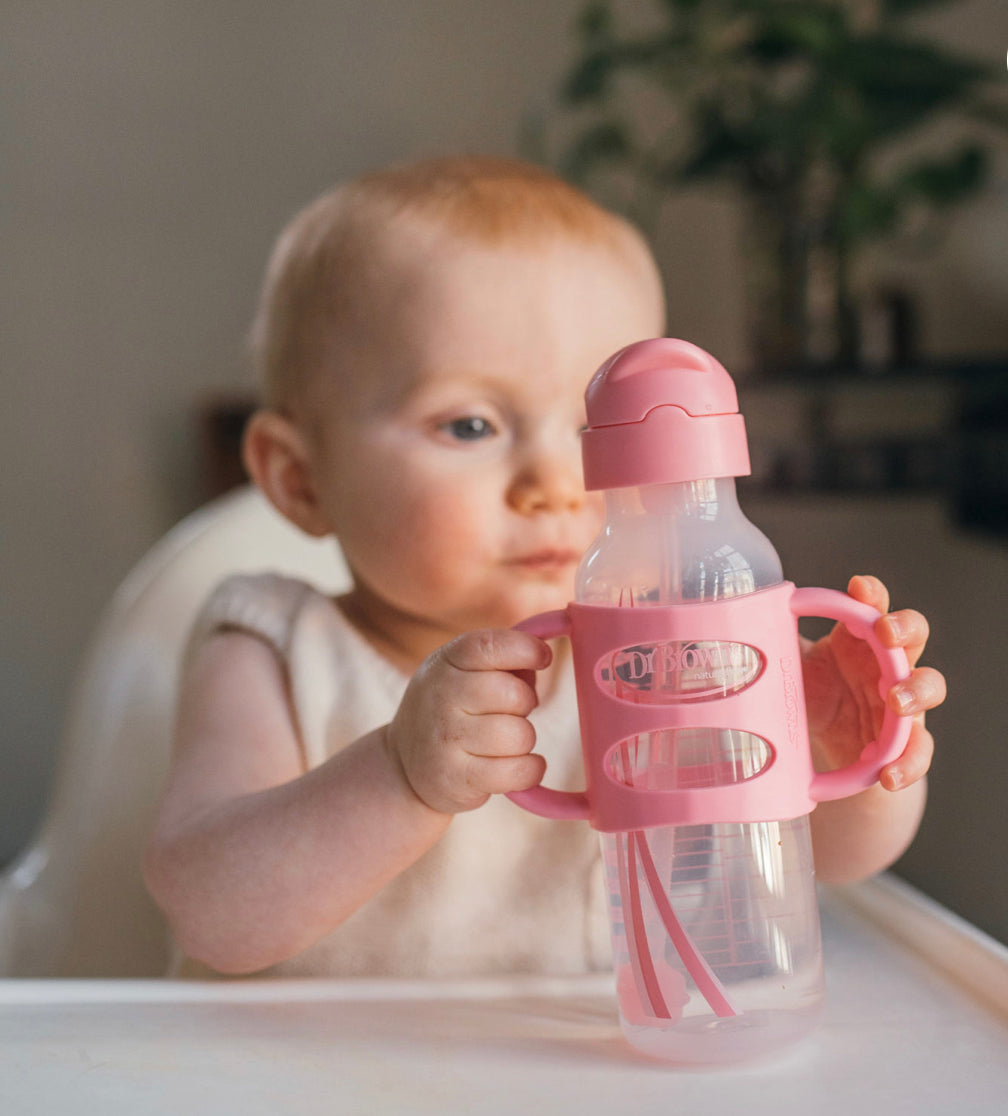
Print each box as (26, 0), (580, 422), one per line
(0, 874), (1004, 1115)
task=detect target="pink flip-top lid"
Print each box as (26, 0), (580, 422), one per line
(581, 338), (751, 491)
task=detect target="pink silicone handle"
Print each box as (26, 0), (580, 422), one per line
(506, 610), (591, 821)
(790, 587), (913, 802)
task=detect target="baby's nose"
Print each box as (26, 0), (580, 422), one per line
(507, 448), (585, 515)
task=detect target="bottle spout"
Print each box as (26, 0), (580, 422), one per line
(581, 339), (751, 491)
(586, 338), (742, 425)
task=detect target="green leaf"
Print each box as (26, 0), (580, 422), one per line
(963, 99), (1008, 132)
(746, 2), (849, 62)
(562, 48), (617, 103)
(827, 34), (993, 140)
(560, 119), (634, 183)
(576, 2), (614, 42)
(656, 0), (706, 13)
(833, 33), (990, 101)
(880, 0), (960, 18)
(840, 181), (901, 241)
(897, 144), (989, 206)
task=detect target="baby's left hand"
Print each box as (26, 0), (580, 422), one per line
(801, 575), (946, 791)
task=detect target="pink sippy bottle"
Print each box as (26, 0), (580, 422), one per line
(509, 338), (912, 1064)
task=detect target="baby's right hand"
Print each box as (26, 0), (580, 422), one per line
(385, 630), (551, 815)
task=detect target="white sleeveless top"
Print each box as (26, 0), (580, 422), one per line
(172, 573), (611, 978)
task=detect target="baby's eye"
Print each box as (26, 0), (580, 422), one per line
(440, 415), (497, 442)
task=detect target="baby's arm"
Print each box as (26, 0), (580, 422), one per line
(804, 576), (946, 884)
(143, 628), (548, 974)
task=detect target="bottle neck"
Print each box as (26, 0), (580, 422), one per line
(604, 477), (741, 522)
(578, 475), (782, 604)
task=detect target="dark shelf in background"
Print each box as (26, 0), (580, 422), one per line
(736, 356), (1008, 388)
(737, 358), (1008, 539)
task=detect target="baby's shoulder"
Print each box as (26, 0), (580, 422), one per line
(190, 571), (334, 662)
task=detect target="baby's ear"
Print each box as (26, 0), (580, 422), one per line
(241, 410), (332, 537)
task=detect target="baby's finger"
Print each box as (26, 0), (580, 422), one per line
(887, 665), (947, 717)
(465, 712), (539, 758)
(879, 719), (934, 792)
(847, 574), (890, 616)
(453, 667), (540, 718)
(877, 609), (930, 666)
(464, 752), (547, 799)
(443, 629), (552, 675)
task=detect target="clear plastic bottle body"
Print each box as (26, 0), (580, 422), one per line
(576, 479), (824, 1063)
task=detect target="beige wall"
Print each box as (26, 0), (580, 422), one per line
(3, 2), (1007, 935)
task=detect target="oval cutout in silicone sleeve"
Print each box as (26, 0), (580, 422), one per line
(606, 729), (775, 790)
(597, 640), (765, 704)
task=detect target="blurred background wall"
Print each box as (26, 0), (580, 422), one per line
(2, 1), (1006, 939)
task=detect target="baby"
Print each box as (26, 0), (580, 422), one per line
(143, 156), (945, 978)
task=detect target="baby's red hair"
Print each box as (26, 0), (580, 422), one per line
(250, 155), (655, 408)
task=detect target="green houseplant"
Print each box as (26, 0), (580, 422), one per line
(556, 0), (1004, 373)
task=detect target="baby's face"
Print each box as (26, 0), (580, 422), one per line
(305, 226), (665, 667)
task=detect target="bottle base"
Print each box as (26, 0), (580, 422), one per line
(620, 1004), (822, 1065)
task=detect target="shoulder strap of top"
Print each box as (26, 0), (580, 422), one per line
(186, 572), (319, 665)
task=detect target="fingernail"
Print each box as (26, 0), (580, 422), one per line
(893, 684), (915, 714)
(885, 615), (904, 642)
(885, 767), (904, 791)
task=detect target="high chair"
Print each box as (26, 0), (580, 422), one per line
(0, 487), (349, 976)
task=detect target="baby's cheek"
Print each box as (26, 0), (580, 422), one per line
(387, 493), (486, 584)
(419, 513), (487, 583)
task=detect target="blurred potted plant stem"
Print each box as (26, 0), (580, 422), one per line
(555, 0), (1006, 374)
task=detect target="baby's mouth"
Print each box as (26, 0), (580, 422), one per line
(506, 549), (581, 571)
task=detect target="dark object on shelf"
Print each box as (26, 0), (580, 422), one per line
(814, 436), (950, 493)
(198, 396), (256, 499)
(858, 289), (919, 372)
(954, 379), (1008, 539)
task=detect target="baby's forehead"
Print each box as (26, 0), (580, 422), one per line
(293, 211), (662, 420)
(354, 222), (659, 347)
(328, 217), (640, 333)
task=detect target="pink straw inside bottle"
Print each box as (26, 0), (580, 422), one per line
(612, 589), (737, 1021)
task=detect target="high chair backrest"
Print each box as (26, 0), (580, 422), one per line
(0, 487), (349, 976)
